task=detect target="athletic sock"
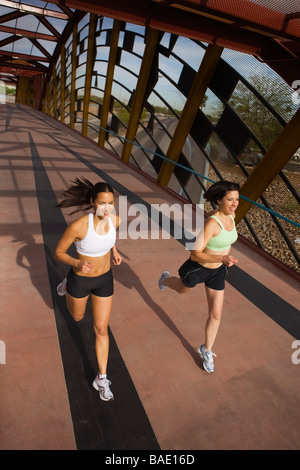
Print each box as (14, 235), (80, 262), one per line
(98, 373), (107, 381)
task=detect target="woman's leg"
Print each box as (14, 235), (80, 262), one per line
(204, 286), (225, 351)
(66, 293), (89, 321)
(164, 276), (192, 293)
(91, 294), (113, 375)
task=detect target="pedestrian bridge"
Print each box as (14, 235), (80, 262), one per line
(0, 103), (299, 450)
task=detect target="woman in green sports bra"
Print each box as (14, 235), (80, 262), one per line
(158, 180), (240, 373)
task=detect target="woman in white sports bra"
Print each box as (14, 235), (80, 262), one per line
(55, 177), (122, 401)
(158, 180), (240, 374)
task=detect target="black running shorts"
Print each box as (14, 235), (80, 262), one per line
(66, 268), (114, 298)
(178, 258), (228, 291)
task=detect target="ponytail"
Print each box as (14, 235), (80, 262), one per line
(56, 176), (114, 215)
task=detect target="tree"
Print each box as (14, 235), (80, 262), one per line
(228, 74), (297, 151)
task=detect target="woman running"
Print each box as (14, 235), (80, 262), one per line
(55, 177), (122, 401)
(158, 180), (240, 373)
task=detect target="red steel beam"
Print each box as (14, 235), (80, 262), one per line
(0, 25), (58, 41)
(48, 0), (300, 41)
(165, 0), (300, 39)
(47, 0), (265, 55)
(0, 50), (50, 63)
(0, 1), (70, 20)
(0, 10), (26, 25)
(0, 64), (45, 76)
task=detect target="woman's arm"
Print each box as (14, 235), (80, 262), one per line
(191, 250), (238, 267)
(112, 245), (122, 265)
(111, 214), (122, 265)
(190, 218), (238, 267)
(55, 219), (94, 273)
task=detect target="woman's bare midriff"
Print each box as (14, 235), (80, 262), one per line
(190, 247), (230, 269)
(73, 251), (111, 277)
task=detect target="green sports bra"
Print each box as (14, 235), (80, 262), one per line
(206, 215), (238, 251)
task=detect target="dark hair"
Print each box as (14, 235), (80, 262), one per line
(56, 176), (114, 214)
(204, 180), (240, 205)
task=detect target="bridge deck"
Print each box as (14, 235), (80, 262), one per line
(0, 104), (299, 450)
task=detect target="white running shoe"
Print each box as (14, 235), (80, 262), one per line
(93, 376), (114, 401)
(198, 344), (217, 373)
(57, 277), (67, 296)
(158, 270), (169, 290)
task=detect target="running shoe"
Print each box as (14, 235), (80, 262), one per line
(57, 277), (67, 296)
(158, 270), (169, 290)
(93, 375), (114, 401)
(198, 344), (217, 373)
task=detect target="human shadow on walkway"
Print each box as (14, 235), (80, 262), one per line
(3, 103), (14, 131)
(13, 232), (53, 309)
(113, 251), (200, 366)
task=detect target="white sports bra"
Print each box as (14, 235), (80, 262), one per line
(75, 213), (116, 257)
